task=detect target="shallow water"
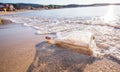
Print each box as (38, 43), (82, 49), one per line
(0, 5), (120, 60)
(3, 5), (120, 18)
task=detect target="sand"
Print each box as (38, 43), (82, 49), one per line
(84, 58), (120, 72)
(0, 18), (120, 72)
(0, 24), (45, 72)
(0, 23), (93, 72)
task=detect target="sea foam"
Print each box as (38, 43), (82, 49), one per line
(1, 15), (120, 60)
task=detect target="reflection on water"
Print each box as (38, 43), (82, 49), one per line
(102, 5), (118, 24)
(2, 5), (120, 18)
(27, 42), (94, 72)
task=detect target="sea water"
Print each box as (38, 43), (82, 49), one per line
(0, 5), (120, 59)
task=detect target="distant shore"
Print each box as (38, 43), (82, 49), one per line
(1, 2), (120, 16)
(0, 10), (37, 15)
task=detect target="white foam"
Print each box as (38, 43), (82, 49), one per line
(1, 15), (120, 59)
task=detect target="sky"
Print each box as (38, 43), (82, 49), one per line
(0, 0), (120, 5)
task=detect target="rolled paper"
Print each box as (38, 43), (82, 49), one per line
(45, 31), (97, 56)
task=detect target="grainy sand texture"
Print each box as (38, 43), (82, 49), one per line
(0, 24), (45, 72)
(0, 14), (120, 72)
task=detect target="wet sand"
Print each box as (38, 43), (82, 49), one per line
(27, 41), (94, 72)
(0, 24), (45, 72)
(0, 19), (120, 72)
(0, 23), (94, 72)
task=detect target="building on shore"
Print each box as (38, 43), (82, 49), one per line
(0, 4), (15, 12)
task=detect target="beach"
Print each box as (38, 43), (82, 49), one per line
(0, 23), (45, 72)
(0, 20), (92, 72)
(0, 8), (120, 72)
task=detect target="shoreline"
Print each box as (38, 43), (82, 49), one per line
(0, 9), (40, 15)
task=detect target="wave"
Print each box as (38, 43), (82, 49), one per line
(0, 15), (120, 61)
